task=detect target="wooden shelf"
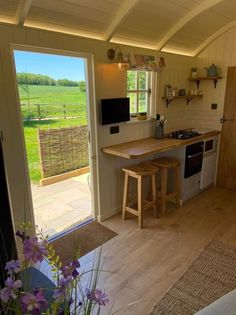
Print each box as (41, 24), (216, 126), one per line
(162, 95), (203, 107)
(188, 76), (223, 88)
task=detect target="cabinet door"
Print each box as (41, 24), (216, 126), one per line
(200, 152), (217, 190)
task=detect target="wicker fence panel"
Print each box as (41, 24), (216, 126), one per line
(38, 126), (89, 178)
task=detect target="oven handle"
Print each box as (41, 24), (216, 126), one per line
(187, 152), (203, 159)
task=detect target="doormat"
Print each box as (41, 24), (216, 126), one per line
(50, 221), (117, 264)
(150, 240), (236, 315)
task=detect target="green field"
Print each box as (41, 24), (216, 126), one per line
(19, 85), (87, 120)
(19, 85), (86, 104)
(19, 85), (88, 183)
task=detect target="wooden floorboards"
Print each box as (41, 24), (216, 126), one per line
(88, 187), (236, 314)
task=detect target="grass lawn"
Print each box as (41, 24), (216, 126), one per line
(19, 85), (88, 183)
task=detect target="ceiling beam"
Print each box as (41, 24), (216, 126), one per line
(156, 0), (223, 51)
(193, 20), (236, 56)
(103, 0), (141, 42)
(15, 0), (32, 26)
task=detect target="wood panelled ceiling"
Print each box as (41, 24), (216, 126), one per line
(1, 0), (236, 56)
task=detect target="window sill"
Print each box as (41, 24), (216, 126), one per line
(122, 117), (154, 125)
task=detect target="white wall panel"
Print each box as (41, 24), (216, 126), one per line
(192, 25), (236, 131)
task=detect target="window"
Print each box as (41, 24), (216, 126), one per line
(127, 70), (151, 115)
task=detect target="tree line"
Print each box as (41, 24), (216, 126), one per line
(17, 72), (86, 91)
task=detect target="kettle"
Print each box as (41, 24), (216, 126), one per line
(205, 64), (221, 77)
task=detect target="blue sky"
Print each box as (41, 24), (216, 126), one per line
(14, 51), (85, 81)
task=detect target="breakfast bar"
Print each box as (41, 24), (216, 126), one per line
(102, 130), (220, 159)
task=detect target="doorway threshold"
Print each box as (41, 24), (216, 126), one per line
(48, 216), (94, 242)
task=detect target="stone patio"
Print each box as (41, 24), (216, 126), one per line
(31, 173), (92, 238)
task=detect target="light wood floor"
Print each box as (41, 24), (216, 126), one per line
(85, 187), (236, 315)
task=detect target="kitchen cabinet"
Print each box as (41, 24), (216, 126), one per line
(200, 152), (217, 190)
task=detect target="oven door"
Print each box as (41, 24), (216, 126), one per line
(184, 142), (204, 178)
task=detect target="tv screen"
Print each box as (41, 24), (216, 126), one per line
(101, 97), (130, 125)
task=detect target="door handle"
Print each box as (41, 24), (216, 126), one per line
(220, 115), (234, 123)
(187, 152), (203, 159)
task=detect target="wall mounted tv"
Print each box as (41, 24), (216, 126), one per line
(101, 97), (130, 125)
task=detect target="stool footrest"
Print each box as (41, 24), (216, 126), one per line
(144, 200), (156, 210)
(166, 191), (178, 199)
(125, 206), (139, 216)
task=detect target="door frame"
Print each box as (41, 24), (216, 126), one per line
(9, 44), (99, 231)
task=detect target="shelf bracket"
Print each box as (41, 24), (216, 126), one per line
(186, 97), (193, 105)
(165, 98), (173, 107)
(195, 80), (200, 89)
(213, 79), (218, 88)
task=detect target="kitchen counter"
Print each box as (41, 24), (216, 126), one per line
(102, 130), (220, 159)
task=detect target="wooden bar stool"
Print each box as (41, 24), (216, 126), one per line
(122, 162), (158, 228)
(151, 157), (181, 216)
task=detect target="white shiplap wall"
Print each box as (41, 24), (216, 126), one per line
(0, 22), (195, 225)
(96, 53), (193, 220)
(188, 26), (236, 131)
(157, 52), (194, 132)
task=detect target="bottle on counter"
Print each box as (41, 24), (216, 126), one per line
(155, 114), (166, 139)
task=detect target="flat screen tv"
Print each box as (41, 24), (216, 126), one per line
(101, 97), (130, 125)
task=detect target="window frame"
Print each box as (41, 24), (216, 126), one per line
(127, 70), (151, 116)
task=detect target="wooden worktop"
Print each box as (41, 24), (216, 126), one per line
(102, 130), (220, 159)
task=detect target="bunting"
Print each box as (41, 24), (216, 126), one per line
(124, 54), (165, 72)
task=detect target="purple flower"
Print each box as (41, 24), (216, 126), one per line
(61, 260), (80, 279)
(0, 277), (22, 303)
(53, 276), (72, 303)
(23, 237), (48, 263)
(5, 260), (21, 275)
(21, 290), (48, 315)
(86, 288), (109, 306)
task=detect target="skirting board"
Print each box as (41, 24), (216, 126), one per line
(98, 206), (122, 222)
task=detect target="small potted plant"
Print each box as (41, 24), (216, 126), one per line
(191, 67), (198, 78)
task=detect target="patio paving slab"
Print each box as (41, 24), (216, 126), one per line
(31, 173), (92, 238)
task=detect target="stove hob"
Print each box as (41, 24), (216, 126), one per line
(169, 129), (202, 139)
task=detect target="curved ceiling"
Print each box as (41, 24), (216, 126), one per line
(1, 0), (236, 56)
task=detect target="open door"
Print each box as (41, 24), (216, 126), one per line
(217, 67), (236, 189)
(0, 137), (17, 286)
(11, 48), (97, 239)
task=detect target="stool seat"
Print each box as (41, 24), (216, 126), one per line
(122, 162), (158, 228)
(151, 157), (181, 168)
(122, 164), (158, 177)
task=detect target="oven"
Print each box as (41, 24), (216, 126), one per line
(184, 141), (204, 178)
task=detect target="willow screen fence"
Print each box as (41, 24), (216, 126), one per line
(38, 125), (89, 179)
